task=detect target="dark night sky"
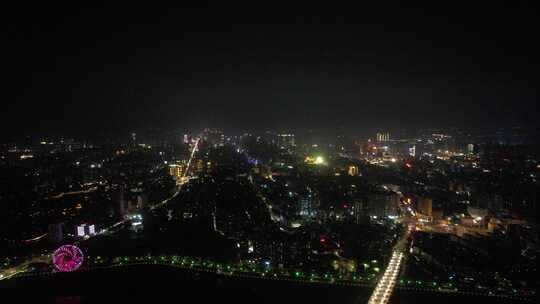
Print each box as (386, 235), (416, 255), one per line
(2, 2), (540, 139)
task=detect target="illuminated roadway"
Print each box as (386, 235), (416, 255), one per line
(366, 192), (410, 304)
(151, 137), (200, 210)
(367, 251), (404, 304)
(366, 225), (410, 304)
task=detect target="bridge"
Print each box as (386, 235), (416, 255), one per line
(367, 251), (404, 303)
(367, 197), (414, 304)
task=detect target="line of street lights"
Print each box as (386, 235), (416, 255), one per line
(367, 251), (404, 304)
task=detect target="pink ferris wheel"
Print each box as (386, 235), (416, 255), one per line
(52, 244), (84, 272)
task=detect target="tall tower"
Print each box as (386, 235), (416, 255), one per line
(115, 186), (127, 219)
(131, 133), (137, 146)
(417, 197), (433, 217)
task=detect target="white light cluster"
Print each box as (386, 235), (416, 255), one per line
(368, 251), (404, 304)
(77, 226), (85, 237)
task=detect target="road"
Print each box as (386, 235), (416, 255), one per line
(0, 254), (50, 281)
(367, 250), (404, 304)
(366, 192), (412, 304)
(366, 227), (410, 304)
(151, 137), (200, 210)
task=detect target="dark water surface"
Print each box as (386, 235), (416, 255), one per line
(1, 265), (530, 304)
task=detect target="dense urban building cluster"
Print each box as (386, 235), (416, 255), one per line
(1, 127), (538, 301)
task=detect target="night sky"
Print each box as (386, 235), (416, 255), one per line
(3, 2), (540, 139)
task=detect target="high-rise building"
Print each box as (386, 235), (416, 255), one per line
(298, 194), (314, 217)
(48, 223), (64, 243)
(353, 200), (369, 223)
(76, 224), (96, 237)
(277, 134), (295, 150)
(417, 197), (433, 217)
(202, 128), (224, 146)
(137, 193), (148, 209)
(115, 186), (127, 219)
(268, 241), (285, 267)
(367, 193), (399, 217)
(169, 164), (184, 179)
(197, 159), (204, 173)
(206, 161), (213, 174)
(467, 143), (474, 154)
(376, 132), (390, 142)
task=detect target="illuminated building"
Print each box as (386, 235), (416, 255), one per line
(205, 161), (214, 174)
(417, 197), (433, 218)
(382, 153), (396, 163)
(128, 214), (143, 231)
(77, 225), (84, 236)
(277, 134), (295, 150)
(376, 132), (390, 142)
(203, 128), (225, 146)
(76, 223), (96, 237)
(409, 145), (416, 157)
(348, 165), (359, 176)
(169, 164), (185, 179)
(298, 191), (316, 218)
(185, 156), (213, 176)
(467, 143), (474, 154)
(195, 159), (204, 174)
(331, 258), (356, 274)
(361, 140), (376, 156)
(353, 200), (369, 223)
(169, 164), (177, 176)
